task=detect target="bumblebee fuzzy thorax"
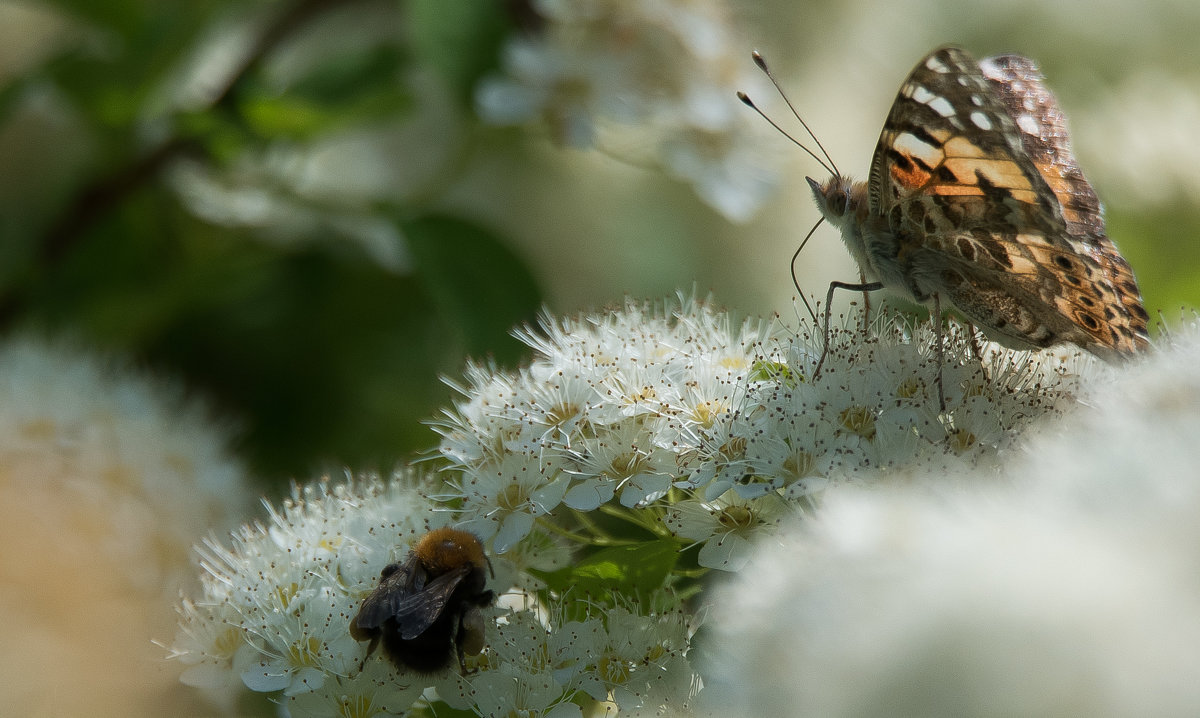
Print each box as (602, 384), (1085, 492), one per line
(413, 527), (487, 574)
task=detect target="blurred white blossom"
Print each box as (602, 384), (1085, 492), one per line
(0, 336), (252, 716)
(1078, 70), (1200, 208)
(476, 0), (781, 221)
(0, 336), (250, 591)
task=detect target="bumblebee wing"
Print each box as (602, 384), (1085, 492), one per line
(351, 556), (426, 633)
(389, 564), (471, 640)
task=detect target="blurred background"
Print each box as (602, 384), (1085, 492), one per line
(2, 0), (1197, 486)
(2, 1), (1198, 716)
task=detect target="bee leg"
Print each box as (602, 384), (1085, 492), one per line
(357, 635), (380, 673)
(454, 614), (475, 675)
(814, 279), (883, 380)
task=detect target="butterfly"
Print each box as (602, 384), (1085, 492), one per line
(745, 46), (1150, 408)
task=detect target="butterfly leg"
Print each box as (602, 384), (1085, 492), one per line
(814, 279), (883, 380)
(932, 294), (946, 412)
(963, 320), (993, 387)
(965, 321), (985, 362)
(859, 271), (872, 333)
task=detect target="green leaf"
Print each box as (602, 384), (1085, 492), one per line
(46, 2), (219, 123)
(403, 214), (541, 365)
(235, 46), (414, 139)
(532, 542), (680, 611)
(286, 46), (407, 105)
(24, 194), (467, 483)
(406, 0), (510, 106)
(749, 359), (802, 386)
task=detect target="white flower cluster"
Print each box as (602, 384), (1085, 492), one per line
(435, 295), (1092, 570)
(172, 476), (434, 712)
(170, 295), (1102, 715)
(704, 317), (1200, 717)
(476, 0), (780, 221)
(170, 474), (697, 717)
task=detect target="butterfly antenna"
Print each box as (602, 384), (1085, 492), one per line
(741, 51), (839, 178)
(791, 217), (824, 324)
(737, 91), (833, 177)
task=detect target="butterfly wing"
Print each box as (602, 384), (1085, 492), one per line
(867, 46), (1148, 358)
(868, 46), (1062, 236)
(978, 53), (1149, 354)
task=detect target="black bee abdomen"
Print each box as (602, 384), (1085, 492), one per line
(380, 613), (459, 673)
(380, 580), (495, 673)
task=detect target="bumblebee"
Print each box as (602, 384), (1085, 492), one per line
(349, 527), (494, 673)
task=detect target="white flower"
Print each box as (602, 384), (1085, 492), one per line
(560, 418), (677, 510)
(435, 363), (525, 469)
(436, 295), (1091, 545)
(173, 599), (261, 711)
(281, 684), (424, 718)
(169, 294), (1121, 715)
(664, 490), (792, 571)
(706, 479), (1200, 717)
(450, 452), (571, 553)
(469, 670), (582, 718)
(1017, 314), (1200, 536)
(572, 607), (695, 713)
(237, 586), (361, 695)
(170, 473), (448, 708)
(659, 124), (780, 222)
(476, 0), (783, 220)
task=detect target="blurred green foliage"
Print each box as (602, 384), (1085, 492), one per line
(0, 0), (541, 485)
(1108, 204), (1200, 324)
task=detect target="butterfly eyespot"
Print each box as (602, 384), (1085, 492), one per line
(955, 237), (975, 261)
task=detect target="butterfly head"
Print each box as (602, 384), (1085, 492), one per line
(806, 175), (862, 230)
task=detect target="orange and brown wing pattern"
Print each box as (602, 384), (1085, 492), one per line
(867, 46), (1061, 237)
(867, 46), (1148, 358)
(978, 54), (1103, 239)
(978, 53), (1149, 354)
